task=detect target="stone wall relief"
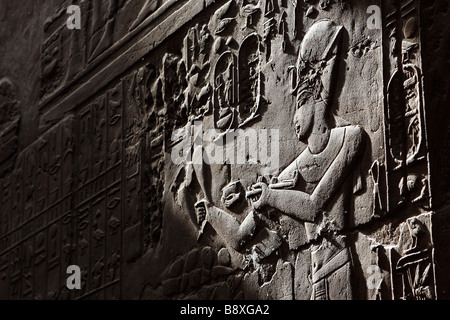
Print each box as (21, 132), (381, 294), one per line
(195, 179), (282, 266)
(1, 0), (438, 300)
(159, 245), (243, 299)
(88, 0), (127, 61)
(162, 6), (271, 298)
(394, 216), (435, 300)
(375, 213), (436, 300)
(0, 77), (20, 177)
(245, 20), (365, 300)
(124, 62), (165, 251)
(156, 0), (418, 299)
(211, 36), (265, 133)
(165, 22), (279, 291)
(40, 0), (135, 102)
(130, 0), (162, 31)
(167, 16), (372, 300)
(41, 2), (88, 100)
(183, 24), (213, 121)
(214, 51), (238, 131)
(0, 77), (128, 299)
(382, 0), (430, 212)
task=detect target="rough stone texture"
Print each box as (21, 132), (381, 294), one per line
(0, 0), (449, 300)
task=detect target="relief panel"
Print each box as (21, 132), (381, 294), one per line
(0, 0), (445, 301)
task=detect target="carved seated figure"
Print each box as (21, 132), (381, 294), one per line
(247, 20), (365, 300)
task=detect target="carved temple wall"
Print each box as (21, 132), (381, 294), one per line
(0, 0), (449, 300)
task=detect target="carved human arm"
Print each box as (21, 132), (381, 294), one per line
(195, 200), (257, 251)
(250, 126), (364, 222)
(250, 182), (318, 221)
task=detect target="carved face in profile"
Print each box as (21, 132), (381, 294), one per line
(290, 20), (343, 141)
(293, 90), (315, 140)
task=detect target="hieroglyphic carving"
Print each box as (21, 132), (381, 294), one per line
(160, 246), (242, 299)
(76, 106), (92, 201)
(106, 185), (122, 288)
(214, 51), (238, 131)
(88, 0), (127, 61)
(183, 24), (213, 120)
(0, 77), (20, 177)
(382, 0), (430, 211)
(389, 214), (435, 300)
(40, 0), (134, 102)
(212, 36), (265, 132)
(106, 84), (123, 183)
(75, 205), (90, 298)
(90, 197), (106, 295)
(238, 34), (261, 122)
(240, 0), (260, 30)
(47, 221), (61, 299)
(40, 1), (88, 100)
(1, 178), (11, 236)
(122, 72), (144, 261)
(21, 238), (34, 299)
(0, 82), (122, 299)
(172, 18), (368, 300)
(130, 0), (162, 31)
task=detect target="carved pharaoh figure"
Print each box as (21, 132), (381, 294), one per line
(247, 20), (365, 300)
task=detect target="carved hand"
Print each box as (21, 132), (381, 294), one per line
(194, 200), (210, 225)
(246, 182), (269, 210)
